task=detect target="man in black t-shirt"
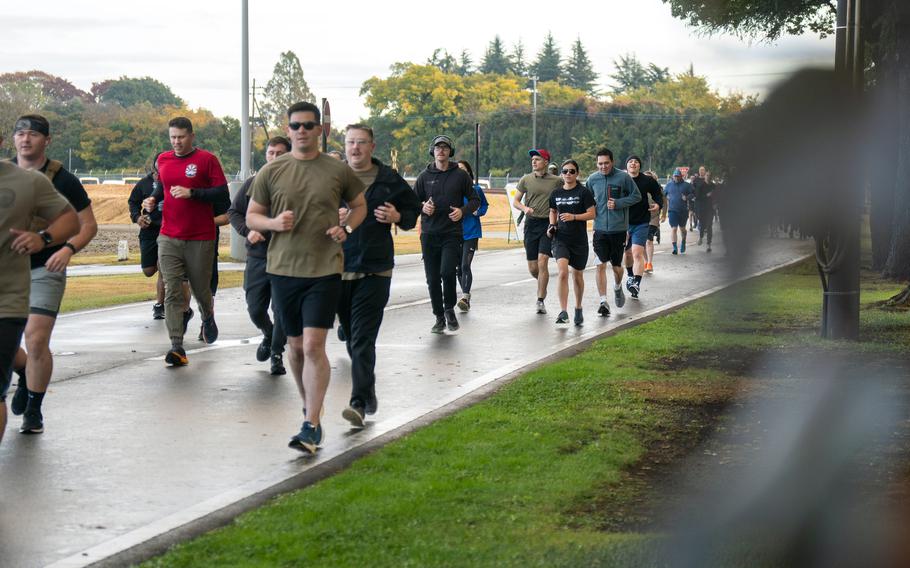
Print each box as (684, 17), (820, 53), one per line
(622, 155), (663, 299)
(9, 114), (98, 435)
(548, 160), (596, 326)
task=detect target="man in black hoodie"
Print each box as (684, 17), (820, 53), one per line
(337, 124), (420, 427)
(414, 135), (480, 333)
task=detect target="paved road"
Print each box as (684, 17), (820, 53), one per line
(0, 235), (813, 567)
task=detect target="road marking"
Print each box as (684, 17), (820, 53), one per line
(501, 277), (536, 287)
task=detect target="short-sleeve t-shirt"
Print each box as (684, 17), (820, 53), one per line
(517, 173), (562, 220)
(158, 148), (227, 241)
(12, 159), (91, 269)
(0, 162), (71, 318)
(250, 152), (365, 278)
(549, 184), (595, 244)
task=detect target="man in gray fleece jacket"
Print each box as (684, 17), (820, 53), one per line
(584, 148), (640, 314)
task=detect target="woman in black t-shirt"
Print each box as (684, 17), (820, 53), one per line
(547, 159), (596, 326)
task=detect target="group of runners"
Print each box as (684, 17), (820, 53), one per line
(0, 103), (716, 455)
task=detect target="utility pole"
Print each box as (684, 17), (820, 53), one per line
(240, 0), (251, 180)
(531, 75), (538, 149)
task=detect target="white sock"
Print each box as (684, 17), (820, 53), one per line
(600, 295), (607, 303)
(614, 283), (622, 291)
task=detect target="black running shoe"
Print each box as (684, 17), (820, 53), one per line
(165, 346), (188, 366)
(629, 281), (640, 299)
(270, 353), (286, 375)
(337, 325), (346, 342)
(10, 372), (27, 416)
(364, 396), (378, 415)
(256, 335), (271, 362)
(182, 308), (194, 335)
(555, 311), (569, 324)
(598, 302), (610, 317)
(444, 309), (459, 331)
(342, 400), (366, 429)
(201, 316), (218, 344)
(152, 302), (165, 320)
(20, 408), (44, 434)
(574, 308), (584, 326)
(431, 316), (446, 334)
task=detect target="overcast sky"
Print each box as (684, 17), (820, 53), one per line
(1, 0), (834, 126)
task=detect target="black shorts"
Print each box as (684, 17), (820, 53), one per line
(552, 239), (589, 271)
(139, 235), (159, 270)
(592, 231), (626, 267)
(0, 318), (27, 402)
(270, 274), (341, 336)
(647, 225), (660, 242)
(523, 217), (553, 261)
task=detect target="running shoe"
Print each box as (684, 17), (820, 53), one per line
(680, 241), (687, 254)
(536, 299), (547, 314)
(365, 395), (378, 415)
(288, 421), (323, 454)
(444, 309), (459, 331)
(256, 335), (272, 362)
(614, 286), (626, 308)
(337, 325), (346, 342)
(342, 401), (366, 429)
(457, 297), (471, 312)
(431, 316), (446, 334)
(644, 262), (654, 273)
(201, 316), (218, 344)
(20, 408), (44, 434)
(625, 276), (633, 293)
(10, 372), (27, 416)
(598, 302), (611, 317)
(270, 353), (286, 375)
(555, 311), (569, 324)
(697, 236), (704, 246)
(574, 308), (584, 326)
(629, 281), (640, 299)
(182, 308), (194, 335)
(706, 245), (712, 253)
(165, 346), (188, 366)
(672, 244), (678, 255)
(152, 302), (165, 320)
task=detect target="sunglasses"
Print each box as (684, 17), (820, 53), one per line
(288, 121), (319, 131)
(561, 169), (577, 175)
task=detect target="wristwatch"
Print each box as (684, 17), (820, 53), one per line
(37, 230), (53, 249)
(341, 224), (353, 235)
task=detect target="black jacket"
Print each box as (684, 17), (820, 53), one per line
(343, 158), (421, 273)
(413, 161), (479, 236)
(227, 176), (270, 259)
(127, 174), (163, 239)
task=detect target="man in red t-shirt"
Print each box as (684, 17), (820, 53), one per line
(143, 117), (230, 366)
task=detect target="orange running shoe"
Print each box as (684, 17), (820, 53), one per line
(644, 262), (653, 273)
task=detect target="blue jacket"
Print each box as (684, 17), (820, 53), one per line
(585, 168), (640, 234)
(462, 184), (488, 240)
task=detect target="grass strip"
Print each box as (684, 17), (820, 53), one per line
(60, 272), (244, 313)
(145, 259), (909, 567)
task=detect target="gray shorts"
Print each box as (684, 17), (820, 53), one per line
(30, 266), (67, 317)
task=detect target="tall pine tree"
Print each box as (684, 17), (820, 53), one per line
(564, 37), (598, 94)
(261, 51), (315, 128)
(531, 33), (561, 82)
(481, 36), (511, 75)
(509, 39), (528, 76)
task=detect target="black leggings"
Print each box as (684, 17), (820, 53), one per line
(457, 238), (478, 295)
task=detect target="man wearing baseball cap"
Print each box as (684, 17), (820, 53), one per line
(414, 135), (480, 333)
(512, 148), (563, 314)
(663, 168), (695, 255)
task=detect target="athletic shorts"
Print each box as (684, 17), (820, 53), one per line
(647, 225), (660, 242)
(0, 318), (27, 402)
(552, 239), (589, 271)
(30, 266), (67, 317)
(592, 231), (626, 267)
(667, 210), (686, 228)
(523, 217), (553, 261)
(627, 223), (649, 248)
(270, 273), (341, 335)
(139, 235), (159, 270)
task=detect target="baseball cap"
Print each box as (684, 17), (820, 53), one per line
(672, 168), (683, 176)
(431, 135), (454, 149)
(528, 148), (551, 162)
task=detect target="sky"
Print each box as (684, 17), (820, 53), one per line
(1, 0), (835, 127)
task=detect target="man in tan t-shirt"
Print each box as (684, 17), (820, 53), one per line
(247, 101), (367, 455)
(0, 132), (79, 446)
(513, 148), (563, 314)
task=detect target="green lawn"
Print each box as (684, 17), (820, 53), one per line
(60, 272), (244, 313)
(145, 259), (909, 567)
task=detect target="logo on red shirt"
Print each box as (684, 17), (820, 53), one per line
(185, 164), (198, 178)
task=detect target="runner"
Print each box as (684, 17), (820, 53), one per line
(9, 114), (98, 435)
(227, 136), (291, 375)
(512, 149), (562, 314)
(695, 168), (716, 252)
(413, 135), (479, 333)
(142, 117), (230, 366)
(337, 123), (420, 428)
(585, 148), (640, 315)
(548, 160), (595, 325)
(455, 160), (489, 312)
(663, 169), (695, 255)
(622, 155), (663, 299)
(0, 129), (78, 445)
(246, 101), (367, 453)
(643, 169), (663, 273)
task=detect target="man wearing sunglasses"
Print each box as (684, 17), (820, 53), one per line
(142, 117), (230, 367)
(247, 101), (367, 454)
